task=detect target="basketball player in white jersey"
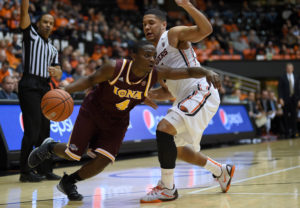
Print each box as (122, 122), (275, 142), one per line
(140, 0), (235, 203)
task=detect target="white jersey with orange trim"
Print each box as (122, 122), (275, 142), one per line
(155, 30), (206, 101)
(156, 31), (220, 152)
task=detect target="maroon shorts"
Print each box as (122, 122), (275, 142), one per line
(65, 107), (129, 162)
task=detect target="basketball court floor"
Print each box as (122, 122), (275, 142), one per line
(1, 138), (300, 208)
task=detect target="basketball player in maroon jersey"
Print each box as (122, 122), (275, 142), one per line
(28, 40), (220, 201)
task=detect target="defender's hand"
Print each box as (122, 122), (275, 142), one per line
(205, 70), (221, 90)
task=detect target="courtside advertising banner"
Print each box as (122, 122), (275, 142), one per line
(0, 104), (253, 151)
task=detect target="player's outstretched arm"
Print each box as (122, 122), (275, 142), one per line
(65, 60), (115, 94)
(148, 80), (174, 101)
(168, 0), (212, 45)
(20, 0), (31, 29)
(157, 65), (221, 89)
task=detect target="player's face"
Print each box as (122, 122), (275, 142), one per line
(37, 14), (54, 39)
(286, 64), (294, 74)
(135, 44), (156, 73)
(143, 15), (166, 44)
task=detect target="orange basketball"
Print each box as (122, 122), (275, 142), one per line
(41, 89), (74, 122)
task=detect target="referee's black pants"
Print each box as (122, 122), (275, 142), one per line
(18, 74), (53, 174)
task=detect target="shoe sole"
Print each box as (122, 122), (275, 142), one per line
(140, 197), (178, 203)
(224, 165), (236, 193)
(140, 190), (178, 203)
(28, 138), (54, 168)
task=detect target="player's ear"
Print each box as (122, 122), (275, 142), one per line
(161, 21), (167, 30)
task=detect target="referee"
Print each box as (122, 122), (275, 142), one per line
(19, 0), (62, 182)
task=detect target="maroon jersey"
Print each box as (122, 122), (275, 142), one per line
(82, 59), (158, 118)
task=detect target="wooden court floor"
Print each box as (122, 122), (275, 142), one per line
(1, 138), (300, 208)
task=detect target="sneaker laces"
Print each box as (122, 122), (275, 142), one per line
(147, 185), (163, 196)
(67, 183), (80, 195)
(212, 168), (223, 180)
(36, 149), (52, 160)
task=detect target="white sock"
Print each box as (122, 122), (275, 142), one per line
(204, 157), (222, 177)
(161, 168), (174, 189)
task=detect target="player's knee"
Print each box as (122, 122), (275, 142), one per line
(157, 119), (177, 135)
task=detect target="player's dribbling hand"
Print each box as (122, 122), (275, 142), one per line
(175, 0), (192, 7)
(205, 71), (221, 90)
(144, 96), (158, 109)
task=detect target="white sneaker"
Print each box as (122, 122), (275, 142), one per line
(215, 164), (235, 193)
(140, 180), (178, 203)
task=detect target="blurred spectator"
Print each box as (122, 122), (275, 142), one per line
(232, 36), (249, 55)
(69, 51), (79, 69)
(265, 41), (277, 60)
(269, 91), (285, 137)
(255, 42), (266, 60)
(72, 63), (85, 81)
(0, 60), (12, 83)
(245, 91), (265, 136)
(259, 89), (276, 135)
(278, 63), (300, 138)
(222, 88), (242, 104)
(259, 90), (273, 113)
(222, 75), (234, 95)
(93, 24), (104, 45)
(0, 2), (12, 20)
(0, 75), (18, 99)
(211, 43), (223, 55)
(0, 50), (7, 67)
(11, 34), (22, 59)
(85, 59), (97, 76)
(215, 26), (230, 52)
(60, 45), (73, 62)
(248, 29), (261, 48)
(6, 43), (21, 69)
(60, 59), (73, 87)
(0, 39), (8, 54)
(7, 9), (20, 32)
(245, 91), (258, 117)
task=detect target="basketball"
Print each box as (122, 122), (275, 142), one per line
(41, 89), (74, 122)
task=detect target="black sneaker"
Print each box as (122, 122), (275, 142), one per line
(28, 137), (54, 168)
(19, 171), (45, 182)
(57, 173), (83, 201)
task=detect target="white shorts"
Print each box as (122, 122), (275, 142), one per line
(164, 82), (220, 152)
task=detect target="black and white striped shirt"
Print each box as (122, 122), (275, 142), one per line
(22, 25), (59, 78)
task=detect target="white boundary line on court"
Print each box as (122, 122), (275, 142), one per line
(188, 165), (300, 194)
(194, 192), (300, 196)
(224, 192), (300, 196)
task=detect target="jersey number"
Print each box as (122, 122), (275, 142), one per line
(116, 99), (130, 111)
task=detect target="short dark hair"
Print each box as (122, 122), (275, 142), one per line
(144, 8), (167, 21)
(131, 40), (153, 54)
(36, 13), (54, 23)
